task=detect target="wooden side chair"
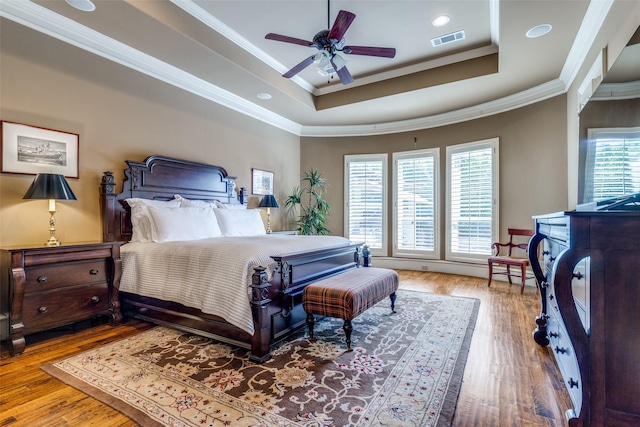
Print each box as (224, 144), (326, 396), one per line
(487, 228), (535, 293)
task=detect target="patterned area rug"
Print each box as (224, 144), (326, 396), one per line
(42, 290), (479, 426)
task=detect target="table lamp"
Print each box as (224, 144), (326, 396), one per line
(23, 173), (77, 246)
(258, 194), (279, 233)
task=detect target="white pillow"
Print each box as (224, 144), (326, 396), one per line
(146, 206), (223, 242)
(126, 198), (181, 242)
(215, 200), (247, 209)
(174, 194), (218, 208)
(214, 209), (266, 236)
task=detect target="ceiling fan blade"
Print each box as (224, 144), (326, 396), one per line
(283, 55), (316, 78)
(328, 10), (356, 41)
(331, 57), (354, 85)
(336, 66), (354, 85)
(265, 33), (314, 47)
(343, 45), (396, 58)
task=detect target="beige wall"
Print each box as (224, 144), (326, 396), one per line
(301, 96), (569, 256)
(0, 20), (300, 247)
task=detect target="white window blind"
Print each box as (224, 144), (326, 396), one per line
(585, 128), (640, 202)
(345, 154), (387, 255)
(393, 149), (439, 257)
(446, 138), (498, 262)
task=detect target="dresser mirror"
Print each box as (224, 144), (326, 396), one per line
(577, 26), (640, 205)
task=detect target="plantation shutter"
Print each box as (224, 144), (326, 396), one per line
(345, 156), (386, 253)
(585, 128), (640, 201)
(395, 150), (437, 255)
(448, 140), (497, 259)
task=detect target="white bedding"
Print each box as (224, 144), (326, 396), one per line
(120, 235), (351, 335)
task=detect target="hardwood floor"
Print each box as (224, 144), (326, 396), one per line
(0, 271), (572, 426)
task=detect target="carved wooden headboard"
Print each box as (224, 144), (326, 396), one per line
(100, 155), (245, 243)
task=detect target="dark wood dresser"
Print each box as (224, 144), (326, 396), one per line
(529, 208), (640, 426)
(1, 242), (123, 356)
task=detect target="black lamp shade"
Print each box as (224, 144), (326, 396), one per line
(259, 194), (278, 208)
(23, 173), (77, 200)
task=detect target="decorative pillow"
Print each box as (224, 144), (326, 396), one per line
(174, 194), (218, 208)
(215, 200), (247, 209)
(125, 198), (181, 242)
(214, 208), (266, 236)
(146, 206), (223, 242)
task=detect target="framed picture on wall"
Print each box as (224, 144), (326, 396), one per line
(1, 121), (79, 178)
(252, 168), (274, 195)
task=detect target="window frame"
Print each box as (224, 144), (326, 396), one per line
(445, 138), (499, 263)
(392, 148), (440, 259)
(344, 153), (388, 256)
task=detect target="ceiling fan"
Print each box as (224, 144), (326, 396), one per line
(265, 7), (396, 85)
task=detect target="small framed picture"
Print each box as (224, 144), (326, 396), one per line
(1, 121), (79, 178)
(252, 168), (274, 195)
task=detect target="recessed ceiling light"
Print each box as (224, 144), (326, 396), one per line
(257, 93), (272, 100)
(65, 0), (96, 12)
(526, 24), (552, 38)
(432, 15), (450, 27)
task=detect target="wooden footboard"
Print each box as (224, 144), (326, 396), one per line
(119, 242), (363, 362)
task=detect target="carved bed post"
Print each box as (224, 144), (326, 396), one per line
(250, 266), (273, 362)
(100, 171), (117, 242)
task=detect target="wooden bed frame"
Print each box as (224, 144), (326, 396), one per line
(100, 155), (363, 362)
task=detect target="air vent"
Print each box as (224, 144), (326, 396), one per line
(431, 30), (466, 47)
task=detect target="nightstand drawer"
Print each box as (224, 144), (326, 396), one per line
(24, 259), (108, 293)
(22, 283), (110, 333)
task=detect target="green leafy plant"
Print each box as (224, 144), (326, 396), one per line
(284, 168), (331, 235)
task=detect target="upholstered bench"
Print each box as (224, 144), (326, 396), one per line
(302, 267), (399, 351)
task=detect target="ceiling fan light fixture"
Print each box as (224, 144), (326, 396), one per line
(65, 0), (96, 12)
(526, 24), (552, 38)
(432, 15), (450, 27)
(313, 52), (330, 67)
(331, 54), (348, 71)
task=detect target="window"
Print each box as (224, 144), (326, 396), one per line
(446, 138), (499, 262)
(344, 154), (387, 256)
(393, 149), (439, 258)
(584, 127), (640, 202)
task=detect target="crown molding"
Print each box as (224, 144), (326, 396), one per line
(559, 0), (614, 91)
(592, 81), (640, 100)
(0, 0), (609, 138)
(300, 79), (566, 137)
(170, 0), (315, 93)
(0, 0), (302, 136)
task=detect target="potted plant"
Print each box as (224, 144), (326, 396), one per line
(285, 168), (331, 235)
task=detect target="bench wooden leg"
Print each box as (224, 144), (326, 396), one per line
(390, 292), (397, 313)
(343, 319), (353, 352)
(306, 313), (316, 342)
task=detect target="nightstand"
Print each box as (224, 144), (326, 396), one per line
(0, 242), (123, 356)
(269, 230), (299, 235)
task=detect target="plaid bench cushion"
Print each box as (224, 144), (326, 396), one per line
(302, 267), (399, 321)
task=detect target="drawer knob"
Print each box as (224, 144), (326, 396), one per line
(549, 332), (559, 338)
(38, 306), (48, 313)
(568, 378), (579, 388)
(37, 276), (48, 283)
(554, 346), (568, 354)
(91, 296), (100, 303)
(90, 269), (99, 275)
(572, 271), (583, 280)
